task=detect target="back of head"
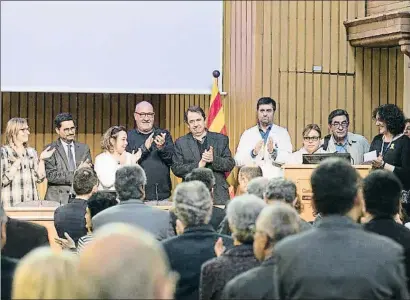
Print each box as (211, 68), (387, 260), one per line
(363, 170), (402, 217)
(239, 166), (263, 182)
(87, 191), (119, 218)
(247, 177), (270, 199)
(227, 194), (266, 243)
(73, 167), (98, 196)
(172, 181), (212, 227)
(115, 165), (147, 201)
(265, 178), (297, 204)
(311, 158), (360, 215)
(13, 247), (90, 299)
(78, 223), (174, 299)
(185, 168), (215, 192)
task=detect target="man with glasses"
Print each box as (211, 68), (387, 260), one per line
(44, 113), (92, 205)
(126, 101), (174, 205)
(324, 109), (369, 164)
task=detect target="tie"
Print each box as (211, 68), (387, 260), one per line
(67, 144), (76, 171)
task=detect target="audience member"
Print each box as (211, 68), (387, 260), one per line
(264, 177), (311, 231)
(79, 223), (177, 299)
(200, 194), (265, 300)
(162, 181), (232, 300)
(54, 167), (98, 245)
(222, 203), (300, 300)
(92, 165), (174, 240)
(246, 177), (270, 199)
(273, 158), (408, 299)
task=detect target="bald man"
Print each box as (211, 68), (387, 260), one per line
(78, 223), (176, 299)
(126, 101), (174, 205)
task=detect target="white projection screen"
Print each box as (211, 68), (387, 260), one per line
(1, 1), (223, 94)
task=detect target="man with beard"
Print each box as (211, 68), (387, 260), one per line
(235, 97), (293, 178)
(44, 113), (92, 205)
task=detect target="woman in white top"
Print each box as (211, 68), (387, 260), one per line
(94, 126), (142, 191)
(287, 124), (324, 164)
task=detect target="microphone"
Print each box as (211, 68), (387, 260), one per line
(311, 144), (325, 154)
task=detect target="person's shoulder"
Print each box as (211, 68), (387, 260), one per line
(241, 125), (259, 135)
(74, 140), (90, 149)
(359, 227), (404, 254)
(226, 264), (261, 290)
(271, 123), (289, 134)
(208, 131), (228, 141)
(9, 217), (47, 233)
(175, 133), (190, 144)
(274, 227), (315, 253)
(369, 133), (383, 142)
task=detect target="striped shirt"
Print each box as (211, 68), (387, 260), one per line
(77, 233), (93, 254)
(1, 146), (43, 207)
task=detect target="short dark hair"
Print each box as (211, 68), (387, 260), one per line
(328, 109), (350, 125)
(256, 97), (276, 111)
(184, 106), (206, 123)
(73, 167), (98, 196)
(87, 191), (118, 218)
(239, 166), (263, 181)
(311, 158), (360, 215)
(363, 170), (402, 217)
(372, 104), (405, 135)
(302, 124), (322, 138)
(54, 113), (75, 129)
(185, 168), (215, 192)
(115, 165), (147, 201)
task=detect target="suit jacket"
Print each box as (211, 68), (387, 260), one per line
(44, 139), (92, 205)
(273, 215), (409, 299)
(2, 218), (49, 259)
(54, 198), (88, 245)
(162, 225), (233, 300)
(1, 256), (18, 300)
(92, 199), (174, 241)
(172, 132), (235, 205)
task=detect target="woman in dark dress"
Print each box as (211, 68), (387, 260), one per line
(370, 104), (410, 214)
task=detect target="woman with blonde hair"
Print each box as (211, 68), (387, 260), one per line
(1, 118), (55, 207)
(94, 126), (142, 191)
(12, 247), (93, 299)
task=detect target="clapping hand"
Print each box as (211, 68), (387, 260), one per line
(214, 237), (226, 257)
(145, 132), (155, 150)
(202, 146), (214, 163)
(39, 146), (56, 160)
(131, 148), (143, 164)
(267, 137), (275, 154)
(154, 133), (166, 149)
(253, 140), (264, 156)
(78, 159), (92, 169)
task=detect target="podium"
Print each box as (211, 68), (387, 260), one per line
(282, 165), (371, 222)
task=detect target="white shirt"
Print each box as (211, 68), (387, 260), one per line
(235, 124), (293, 178)
(286, 147), (326, 164)
(60, 139), (76, 162)
(94, 152), (135, 191)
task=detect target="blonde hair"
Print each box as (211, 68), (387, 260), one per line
(5, 118), (28, 147)
(100, 126), (126, 153)
(12, 247), (92, 299)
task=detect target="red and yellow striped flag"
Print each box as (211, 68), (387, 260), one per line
(207, 75), (235, 199)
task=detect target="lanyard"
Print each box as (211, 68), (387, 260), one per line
(380, 134), (402, 157)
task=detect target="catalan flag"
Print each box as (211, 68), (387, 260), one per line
(207, 74), (235, 198)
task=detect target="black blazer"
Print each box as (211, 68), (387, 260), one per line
(172, 132), (235, 205)
(54, 198), (88, 245)
(162, 225), (233, 300)
(2, 218), (49, 259)
(1, 256), (18, 300)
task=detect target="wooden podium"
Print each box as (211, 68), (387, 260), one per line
(282, 165), (371, 222)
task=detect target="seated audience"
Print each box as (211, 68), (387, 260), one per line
(363, 170), (410, 290)
(162, 181), (232, 300)
(92, 165), (174, 240)
(200, 194), (265, 300)
(287, 124), (325, 164)
(79, 223), (177, 299)
(94, 126), (141, 192)
(273, 158), (408, 299)
(236, 166), (263, 196)
(12, 247), (91, 299)
(246, 177), (270, 199)
(264, 178), (311, 231)
(0, 204), (18, 300)
(55, 191), (118, 253)
(54, 167), (98, 245)
(222, 202), (300, 300)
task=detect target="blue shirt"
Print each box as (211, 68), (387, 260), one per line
(250, 124), (273, 158)
(335, 138), (348, 153)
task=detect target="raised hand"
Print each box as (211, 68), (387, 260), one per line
(253, 140), (264, 156)
(154, 132), (166, 149)
(54, 232), (75, 250)
(267, 137), (275, 154)
(214, 237), (226, 257)
(78, 159), (92, 169)
(39, 146), (56, 160)
(145, 132), (155, 150)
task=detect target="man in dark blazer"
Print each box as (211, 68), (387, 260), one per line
(273, 158), (409, 299)
(172, 106), (235, 205)
(54, 167), (98, 245)
(44, 113), (92, 205)
(363, 170), (410, 291)
(92, 165), (174, 241)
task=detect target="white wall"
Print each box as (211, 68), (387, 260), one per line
(1, 1), (223, 94)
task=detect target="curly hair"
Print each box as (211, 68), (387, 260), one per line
(372, 104), (405, 135)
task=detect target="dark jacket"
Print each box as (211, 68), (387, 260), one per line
(222, 256), (275, 300)
(126, 128), (174, 201)
(1, 256), (18, 300)
(54, 198), (88, 245)
(162, 225), (233, 300)
(2, 218), (49, 259)
(200, 243), (260, 300)
(273, 215), (409, 299)
(364, 216), (410, 291)
(172, 132), (235, 205)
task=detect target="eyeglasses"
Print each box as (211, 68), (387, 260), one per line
(331, 121), (349, 128)
(62, 126), (76, 134)
(135, 112), (155, 118)
(303, 136), (320, 142)
(20, 127), (30, 132)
